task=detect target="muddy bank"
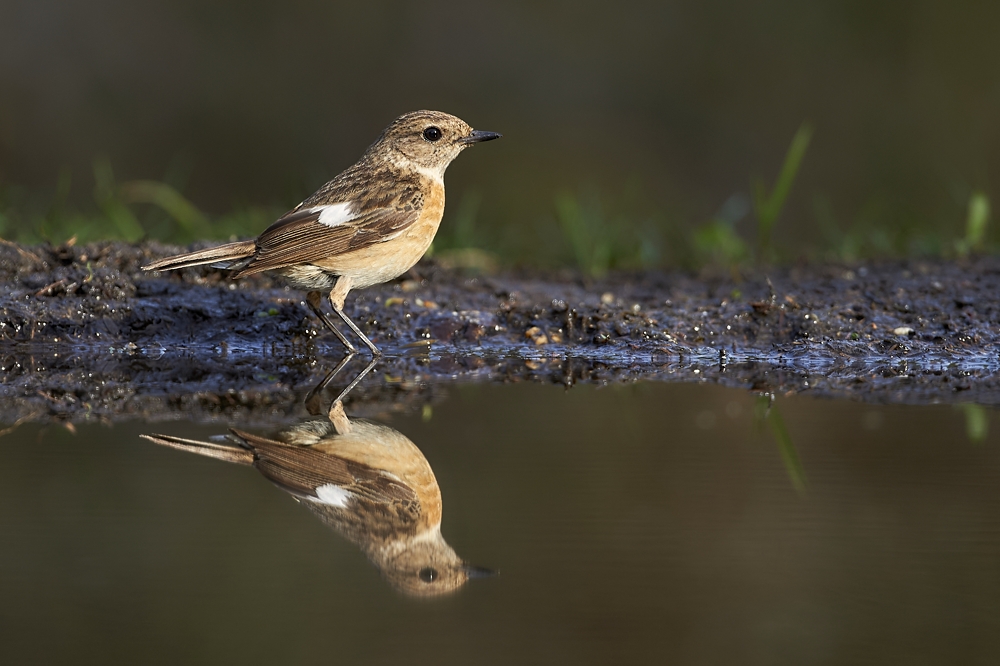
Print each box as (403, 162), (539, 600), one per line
(2, 239), (1000, 422)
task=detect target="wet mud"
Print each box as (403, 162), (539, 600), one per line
(3, 239), (1000, 424)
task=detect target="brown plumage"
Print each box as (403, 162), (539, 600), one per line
(140, 401), (493, 597)
(143, 110), (501, 354)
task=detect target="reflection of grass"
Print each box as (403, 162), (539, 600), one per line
(958, 404), (989, 443)
(755, 394), (807, 493)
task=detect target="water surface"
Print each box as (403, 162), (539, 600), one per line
(3, 380), (999, 664)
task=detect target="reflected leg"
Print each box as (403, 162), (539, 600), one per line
(305, 353), (356, 416)
(332, 355), (379, 404)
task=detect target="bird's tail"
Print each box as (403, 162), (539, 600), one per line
(140, 433), (255, 466)
(142, 240), (256, 272)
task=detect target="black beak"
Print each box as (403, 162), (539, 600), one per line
(460, 130), (502, 144)
(463, 564), (499, 578)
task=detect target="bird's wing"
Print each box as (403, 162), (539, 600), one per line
(231, 202), (420, 277)
(231, 429), (419, 506)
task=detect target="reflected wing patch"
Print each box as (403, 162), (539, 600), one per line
(232, 429), (419, 507)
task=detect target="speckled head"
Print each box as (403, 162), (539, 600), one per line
(365, 110), (502, 179)
(378, 530), (497, 598)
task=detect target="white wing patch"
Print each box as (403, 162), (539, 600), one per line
(312, 202), (357, 228)
(315, 483), (352, 507)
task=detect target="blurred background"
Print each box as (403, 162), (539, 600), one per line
(2, 0), (1000, 269)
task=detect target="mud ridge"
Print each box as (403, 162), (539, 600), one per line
(3, 240), (1000, 423)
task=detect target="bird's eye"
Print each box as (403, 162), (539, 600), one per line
(422, 126), (443, 142)
(418, 567), (438, 583)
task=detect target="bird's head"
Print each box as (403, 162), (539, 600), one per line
(369, 110), (501, 179)
(378, 527), (496, 598)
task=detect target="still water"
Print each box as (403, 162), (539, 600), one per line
(3, 376), (1000, 665)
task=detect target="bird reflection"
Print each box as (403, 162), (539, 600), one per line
(141, 359), (492, 597)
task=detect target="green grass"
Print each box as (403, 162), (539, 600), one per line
(693, 195), (750, 268)
(553, 189), (665, 276)
(752, 123), (813, 263)
(1, 136), (995, 272)
(0, 160), (282, 246)
(955, 191), (991, 257)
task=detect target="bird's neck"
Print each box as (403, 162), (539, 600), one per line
(378, 152), (446, 184)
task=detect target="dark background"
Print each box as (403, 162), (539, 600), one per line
(2, 0), (1000, 259)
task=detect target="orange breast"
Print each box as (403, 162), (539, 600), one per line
(313, 179), (446, 289)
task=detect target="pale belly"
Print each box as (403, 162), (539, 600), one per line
(314, 421), (443, 526)
(323, 217), (441, 288)
(294, 183), (446, 291)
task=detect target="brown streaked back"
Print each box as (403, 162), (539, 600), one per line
(232, 429), (419, 506)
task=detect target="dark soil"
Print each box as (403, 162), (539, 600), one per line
(3, 239), (1000, 424)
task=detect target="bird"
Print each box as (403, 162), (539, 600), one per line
(141, 399), (494, 597)
(142, 110), (502, 355)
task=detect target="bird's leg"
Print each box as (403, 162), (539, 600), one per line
(306, 290), (357, 353)
(329, 277), (382, 356)
(304, 352), (356, 416)
(325, 355), (382, 433)
(305, 352), (378, 416)
(328, 400), (353, 436)
(331, 354), (379, 405)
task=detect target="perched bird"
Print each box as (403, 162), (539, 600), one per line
(141, 401), (493, 597)
(142, 110), (501, 355)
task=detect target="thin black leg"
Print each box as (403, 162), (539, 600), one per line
(332, 355), (380, 404)
(334, 306), (382, 356)
(306, 290), (357, 353)
(304, 353), (355, 415)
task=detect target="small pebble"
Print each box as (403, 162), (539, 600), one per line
(524, 326), (548, 345)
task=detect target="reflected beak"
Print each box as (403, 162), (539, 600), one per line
(460, 130), (503, 144)
(463, 564), (499, 578)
